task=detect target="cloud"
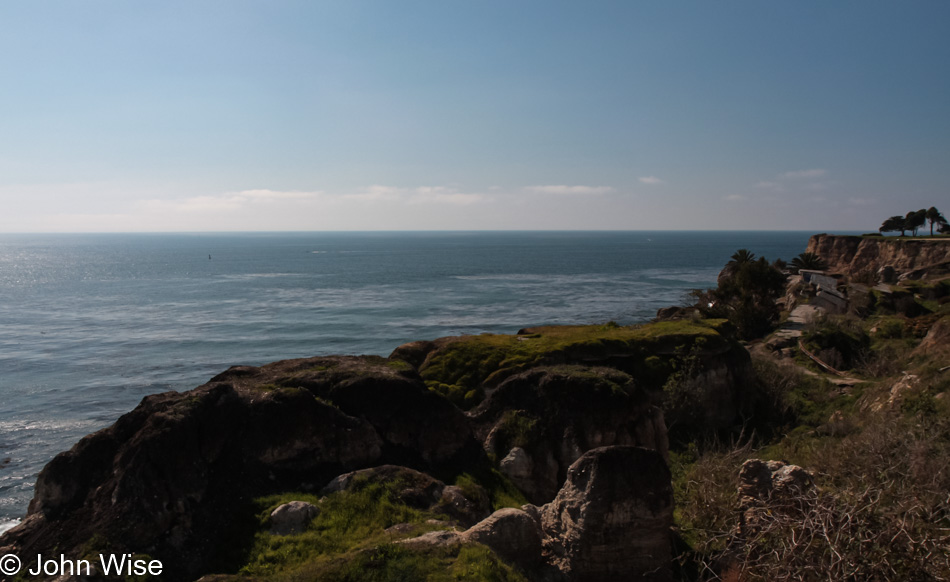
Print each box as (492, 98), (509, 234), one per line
(144, 189), (322, 213)
(755, 169), (830, 191)
(240, 189), (320, 200)
(408, 186), (486, 205)
(342, 185), (405, 202)
(525, 185), (614, 195)
(780, 169), (827, 180)
(723, 194), (746, 202)
(344, 185), (487, 205)
(638, 176), (665, 185)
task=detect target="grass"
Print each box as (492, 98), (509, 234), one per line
(239, 481), (446, 580)
(230, 466), (529, 581)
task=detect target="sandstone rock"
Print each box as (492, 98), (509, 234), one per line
(806, 234), (950, 279)
(913, 316), (950, 359)
(462, 508), (542, 570)
(2, 355), (479, 580)
(472, 366), (670, 503)
(540, 446), (673, 582)
(737, 459), (813, 536)
(498, 446), (539, 497)
(269, 501), (320, 535)
(438, 485), (492, 527)
(886, 373), (920, 409)
(738, 459), (811, 505)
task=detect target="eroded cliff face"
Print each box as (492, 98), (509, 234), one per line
(806, 234), (950, 278)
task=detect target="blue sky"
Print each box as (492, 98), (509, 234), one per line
(1, 1), (948, 232)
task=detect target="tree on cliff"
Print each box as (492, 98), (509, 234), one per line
(926, 206), (947, 236)
(905, 209), (927, 237)
(716, 249), (756, 286)
(692, 253), (787, 340)
(879, 215), (907, 236)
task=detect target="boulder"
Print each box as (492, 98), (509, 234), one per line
(738, 459), (813, 536)
(540, 446), (673, 582)
(462, 508), (543, 570)
(269, 501), (320, 535)
(738, 459), (811, 506)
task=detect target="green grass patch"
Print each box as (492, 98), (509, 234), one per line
(239, 482), (446, 580)
(229, 473), (529, 581)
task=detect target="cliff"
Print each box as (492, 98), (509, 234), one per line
(0, 319), (753, 582)
(806, 234), (950, 279)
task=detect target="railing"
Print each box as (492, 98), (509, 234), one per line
(797, 339), (847, 377)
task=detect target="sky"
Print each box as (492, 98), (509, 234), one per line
(1, 1), (948, 232)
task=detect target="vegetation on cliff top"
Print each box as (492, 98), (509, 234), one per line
(672, 273), (950, 580)
(879, 206), (948, 236)
(419, 319), (732, 409)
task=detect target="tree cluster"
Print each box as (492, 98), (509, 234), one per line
(691, 249), (787, 340)
(879, 207), (948, 236)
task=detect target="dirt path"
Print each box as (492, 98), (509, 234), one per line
(751, 304), (863, 388)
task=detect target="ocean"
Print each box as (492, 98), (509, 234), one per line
(0, 230), (815, 530)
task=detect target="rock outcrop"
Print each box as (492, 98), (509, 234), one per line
(540, 446), (674, 582)
(462, 507), (543, 570)
(269, 501), (320, 536)
(806, 234), (950, 280)
(400, 446), (674, 582)
(0, 356), (480, 580)
(471, 365), (668, 503)
(1, 319), (746, 581)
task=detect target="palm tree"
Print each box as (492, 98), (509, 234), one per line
(926, 207), (948, 236)
(729, 249), (756, 265)
(718, 249), (757, 286)
(790, 252), (827, 273)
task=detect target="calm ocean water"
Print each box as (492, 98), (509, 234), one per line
(0, 231), (815, 529)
